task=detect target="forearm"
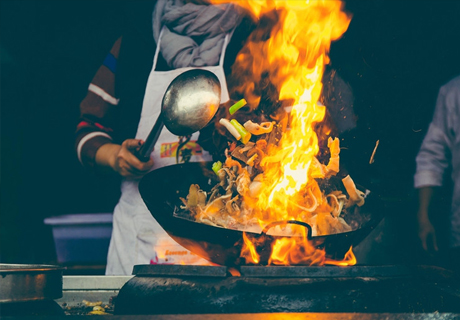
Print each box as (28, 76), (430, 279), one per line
(75, 37), (122, 169)
(417, 186), (434, 222)
(417, 186), (440, 252)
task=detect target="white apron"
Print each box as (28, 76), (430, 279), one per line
(106, 28), (231, 275)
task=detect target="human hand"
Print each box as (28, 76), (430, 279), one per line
(96, 139), (154, 179)
(417, 215), (438, 253)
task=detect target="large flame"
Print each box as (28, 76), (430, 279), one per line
(211, 0), (353, 266)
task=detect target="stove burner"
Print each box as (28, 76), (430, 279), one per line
(133, 265), (228, 277)
(239, 265), (412, 278)
(115, 265), (460, 315)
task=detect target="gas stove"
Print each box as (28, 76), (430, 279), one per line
(111, 264), (460, 315)
(6, 264), (452, 319)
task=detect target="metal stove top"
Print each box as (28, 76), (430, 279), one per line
(132, 264), (416, 278)
(113, 264), (460, 315)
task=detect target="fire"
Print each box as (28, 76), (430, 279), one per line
(240, 231), (357, 267)
(325, 247), (357, 266)
(241, 232), (260, 264)
(211, 0), (354, 265)
(269, 237), (325, 266)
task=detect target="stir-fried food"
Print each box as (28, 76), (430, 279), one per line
(179, 107), (367, 238)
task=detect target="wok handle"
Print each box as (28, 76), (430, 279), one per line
(137, 115), (164, 162)
(261, 220), (313, 240)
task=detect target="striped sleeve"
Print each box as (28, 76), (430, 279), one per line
(75, 37), (122, 168)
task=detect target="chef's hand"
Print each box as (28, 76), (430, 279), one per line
(95, 139), (154, 179)
(417, 214), (438, 253)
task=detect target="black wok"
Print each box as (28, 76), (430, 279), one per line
(139, 162), (383, 266)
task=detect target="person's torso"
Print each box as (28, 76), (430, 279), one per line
(445, 78), (460, 212)
(114, 5), (255, 142)
(134, 26), (231, 168)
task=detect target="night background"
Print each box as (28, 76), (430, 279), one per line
(1, 0), (460, 269)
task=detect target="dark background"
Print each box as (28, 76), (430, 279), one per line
(1, 0), (460, 267)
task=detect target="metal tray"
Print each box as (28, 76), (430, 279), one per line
(0, 264), (64, 302)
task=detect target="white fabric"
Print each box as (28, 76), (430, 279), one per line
(106, 27), (232, 275)
(88, 84), (120, 105)
(414, 75), (460, 246)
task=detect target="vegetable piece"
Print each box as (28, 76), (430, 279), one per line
(326, 137), (340, 175)
(231, 146), (250, 164)
(186, 184), (201, 207)
(219, 118), (241, 140)
(93, 306), (106, 312)
(342, 175), (365, 207)
(243, 120), (275, 135)
(369, 140), (380, 164)
(230, 119), (252, 144)
(88, 311), (111, 315)
(83, 300), (102, 307)
(290, 188), (318, 212)
(229, 98), (247, 115)
(212, 161), (223, 175)
(246, 153), (258, 166)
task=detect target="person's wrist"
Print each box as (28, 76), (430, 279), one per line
(417, 206), (429, 216)
(417, 215), (432, 226)
(417, 215), (432, 228)
(107, 144), (121, 172)
(95, 143), (120, 172)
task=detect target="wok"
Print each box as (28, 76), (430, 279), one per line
(139, 162), (383, 266)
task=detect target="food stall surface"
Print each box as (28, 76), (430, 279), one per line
(0, 313), (459, 320)
(1, 264), (460, 319)
(56, 275), (133, 315)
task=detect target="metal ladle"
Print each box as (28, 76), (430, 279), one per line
(137, 69), (221, 161)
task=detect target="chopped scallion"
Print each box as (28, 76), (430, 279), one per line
(230, 119), (252, 144)
(229, 98), (247, 115)
(212, 161), (223, 175)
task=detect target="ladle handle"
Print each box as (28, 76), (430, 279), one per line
(137, 115), (164, 162)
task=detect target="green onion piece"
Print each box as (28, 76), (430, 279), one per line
(212, 161), (222, 175)
(230, 119), (252, 144)
(229, 98), (247, 115)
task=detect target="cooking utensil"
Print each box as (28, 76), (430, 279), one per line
(0, 264), (64, 303)
(138, 162), (384, 266)
(137, 69), (222, 161)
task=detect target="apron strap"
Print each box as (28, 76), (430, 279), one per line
(152, 27), (165, 70)
(219, 29), (234, 67)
